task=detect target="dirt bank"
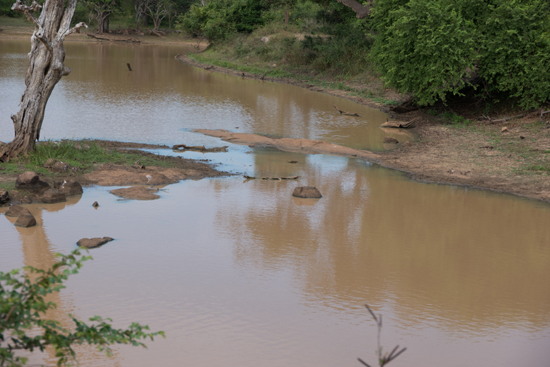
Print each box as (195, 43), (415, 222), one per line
(0, 141), (229, 203)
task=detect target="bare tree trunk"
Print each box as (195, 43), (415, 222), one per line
(103, 15), (109, 33)
(284, 4), (289, 25)
(0, 0), (87, 161)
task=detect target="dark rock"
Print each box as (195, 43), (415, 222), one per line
(292, 186), (322, 198)
(15, 213), (36, 227)
(5, 205), (32, 217)
(40, 189), (66, 204)
(0, 189), (9, 204)
(92, 201), (99, 208)
(383, 137), (399, 144)
(59, 180), (83, 196)
(15, 171), (50, 192)
(77, 237), (114, 249)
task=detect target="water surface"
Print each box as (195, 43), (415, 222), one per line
(0, 39), (549, 367)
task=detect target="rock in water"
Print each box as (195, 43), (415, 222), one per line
(383, 137), (399, 144)
(59, 180), (83, 196)
(92, 201), (99, 208)
(77, 237), (114, 249)
(292, 186), (322, 198)
(5, 205), (32, 217)
(15, 171), (50, 192)
(15, 213), (37, 227)
(110, 186), (160, 200)
(40, 189), (66, 204)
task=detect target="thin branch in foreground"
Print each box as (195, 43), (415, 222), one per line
(359, 304), (406, 367)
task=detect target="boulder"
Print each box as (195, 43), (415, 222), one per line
(15, 171), (50, 192)
(383, 137), (399, 144)
(292, 186), (322, 198)
(14, 213), (36, 227)
(77, 237), (114, 249)
(6, 205), (32, 217)
(57, 180), (83, 196)
(40, 189), (66, 204)
(92, 201), (99, 208)
(0, 189), (9, 204)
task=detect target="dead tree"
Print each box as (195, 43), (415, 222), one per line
(0, 0), (87, 161)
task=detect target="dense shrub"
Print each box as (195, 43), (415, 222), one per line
(177, 0), (269, 42)
(371, 0), (550, 108)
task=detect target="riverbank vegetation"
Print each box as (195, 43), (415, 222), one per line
(177, 0), (550, 112)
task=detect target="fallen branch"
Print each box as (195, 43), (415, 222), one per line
(172, 144), (228, 153)
(381, 118), (417, 129)
(486, 112), (529, 123)
(540, 110), (550, 118)
(244, 175), (299, 180)
(86, 33), (110, 41)
(334, 104), (360, 117)
(114, 38), (140, 43)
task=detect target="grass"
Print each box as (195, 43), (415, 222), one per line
(189, 51), (399, 106)
(0, 140), (177, 178)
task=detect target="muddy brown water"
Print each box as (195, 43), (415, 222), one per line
(1, 39), (550, 367)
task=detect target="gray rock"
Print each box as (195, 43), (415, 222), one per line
(77, 237), (114, 249)
(15, 213), (36, 227)
(40, 189), (66, 204)
(292, 186), (322, 198)
(5, 205), (32, 217)
(59, 180), (83, 196)
(15, 171), (50, 192)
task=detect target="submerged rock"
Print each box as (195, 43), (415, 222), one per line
(5, 205), (31, 217)
(40, 189), (66, 204)
(77, 237), (114, 249)
(292, 186), (322, 198)
(110, 186), (160, 200)
(15, 171), (50, 192)
(383, 137), (399, 144)
(15, 213), (36, 228)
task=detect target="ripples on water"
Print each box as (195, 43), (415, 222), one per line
(1, 39), (550, 367)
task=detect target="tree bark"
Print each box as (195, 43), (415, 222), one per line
(0, 0), (87, 161)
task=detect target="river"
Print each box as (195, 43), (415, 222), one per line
(1, 39), (549, 367)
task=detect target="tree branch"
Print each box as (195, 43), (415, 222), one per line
(337, 0), (373, 19)
(63, 22), (88, 39)
(11, 0), (42, 27)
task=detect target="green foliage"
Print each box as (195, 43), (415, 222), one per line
(0, 250), (164, 367)
(0, 0), (18, 17)
(479, 0), (550, 109)
(371, 0), (550, 108)
(176, 0), (268, 41)
(372, 0), (477, 106)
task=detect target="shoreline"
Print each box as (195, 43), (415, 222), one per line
(177, 54), (550, 204)
(2, 26), (549, 203)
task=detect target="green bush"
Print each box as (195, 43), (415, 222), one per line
(177, 0), (269, 42)
(0, 250), (164, 366)
(371, 0), (550, 108)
